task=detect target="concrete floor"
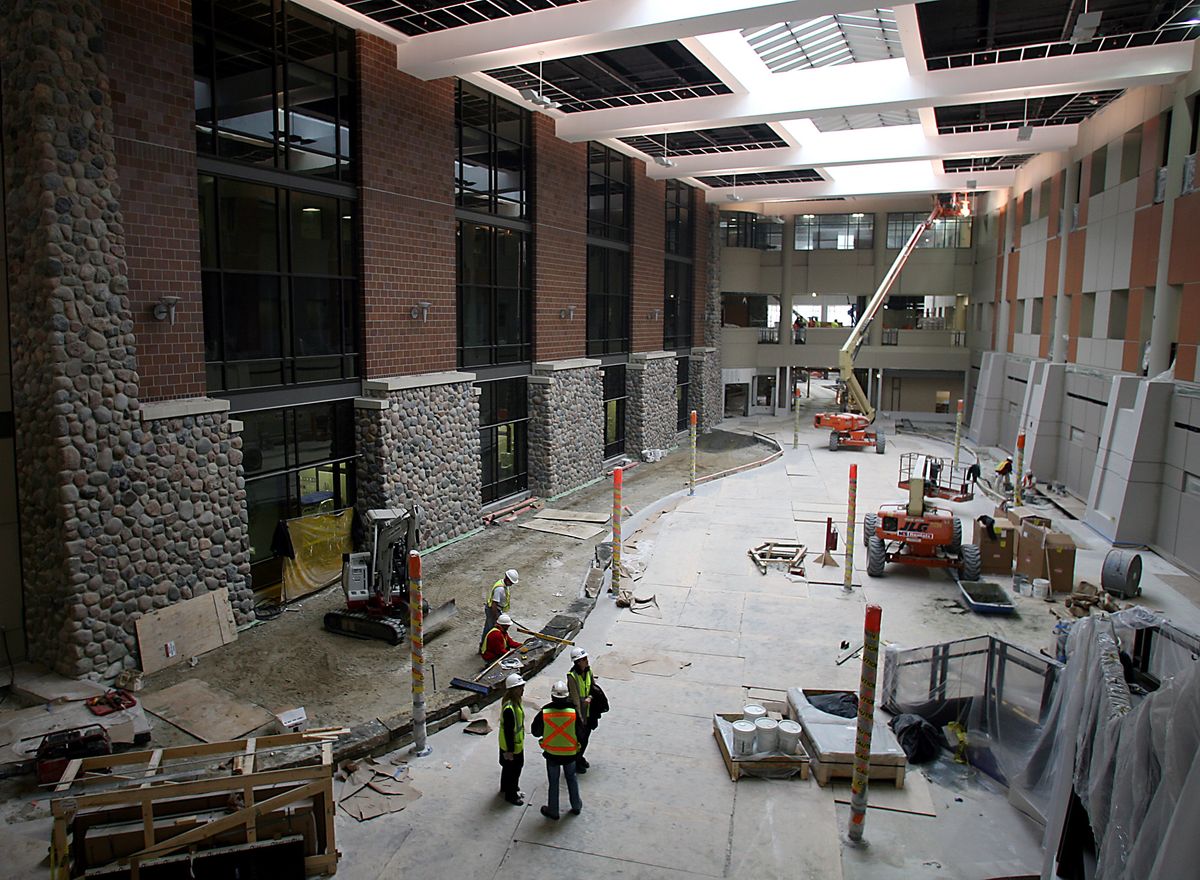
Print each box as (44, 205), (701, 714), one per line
(327, 399), (1200, 880)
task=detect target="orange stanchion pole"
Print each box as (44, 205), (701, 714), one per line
(847, 603), (883, 843)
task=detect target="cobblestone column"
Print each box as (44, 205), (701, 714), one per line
(626, 352), (678, 459)
(354, 372), (481, 547)
(704, 206), (722, 348)
(689, 346), (723, 431)
(527, 359), (603, 498)
(1, 0), (250, 677)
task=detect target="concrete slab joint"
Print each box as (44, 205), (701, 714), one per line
(627, 352), (678, 460)
(354, 374), (482, 547)
(527, 360), (603, 498)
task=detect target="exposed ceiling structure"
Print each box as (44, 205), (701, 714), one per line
(304, 0), (1199, 206)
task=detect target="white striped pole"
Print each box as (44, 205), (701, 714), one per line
(847, 603), (883, 843)
(408, 550), (431, 757)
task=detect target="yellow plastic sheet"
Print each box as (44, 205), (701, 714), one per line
(281, 508), (354, 602)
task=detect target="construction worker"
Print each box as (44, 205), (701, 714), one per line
(498, 672), (526, 806)
(481, 569), (519, 647)
(530, 680), (582, 820)
(480, 613), (522, 663)
(566, 647), (593, 773)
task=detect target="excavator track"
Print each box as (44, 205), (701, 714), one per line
(323, 610), (408, 645)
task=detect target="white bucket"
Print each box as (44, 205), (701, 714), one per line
(732, 720), (757, 756)
(777, 720), (802, 755)
(1032, 578), (1050, 599)
(754, 717), (779, 753)
(742, 704), (767, 724)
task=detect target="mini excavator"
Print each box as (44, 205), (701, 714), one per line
(816, 193), (972, 452)
(323, 507), (458, 645)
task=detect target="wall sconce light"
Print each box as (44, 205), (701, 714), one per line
(648, 309), (662, 321)
(152, 295), (181, 325)
(559, 305), (576, 320)
(410, 301), (432, 321)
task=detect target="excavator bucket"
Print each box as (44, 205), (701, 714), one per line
(422, 598), (458, 636)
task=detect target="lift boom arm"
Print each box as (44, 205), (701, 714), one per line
(837, 198), (959, 422)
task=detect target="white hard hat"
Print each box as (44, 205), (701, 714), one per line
(505, 569), (520, 584)
(551, 680), (569, 699)
(497, 613), (513, 626)
(504, 673), (526, 689)
(570, 647), (588, 662)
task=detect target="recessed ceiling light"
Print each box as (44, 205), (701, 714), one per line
(301, 207), (321, 213)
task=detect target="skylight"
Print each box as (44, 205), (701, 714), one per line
(743, 9), (902, 73)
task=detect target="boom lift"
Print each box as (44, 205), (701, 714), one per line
(323, 507), (458, 645)
(815, 193), (971, 452)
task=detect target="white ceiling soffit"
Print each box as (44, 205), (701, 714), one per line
(742, 8), (902, 73)
(391, 0), (938, 79)
(646, 125), (1079, 178)
(555, 41), (1194, 141)
(702, 162), (1016, 202)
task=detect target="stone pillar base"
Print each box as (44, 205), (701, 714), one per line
(528, 359), (603, 498)
(627, 352), (678, 460)
(689, 347), (722, 432)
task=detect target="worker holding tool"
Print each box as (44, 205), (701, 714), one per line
(480, 613), (522, 663)
(566, 647), (594, 773)
(481, 569), (519, 647)
(530, 680), (583, 820)
(498, 672), (526, 806)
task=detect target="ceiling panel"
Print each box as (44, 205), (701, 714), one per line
(342, 0), (588, 37)
(935, 91), (1122, 134)
(942, 155), (1035, 172)
(812, 109), (921, 132)
(743, 8), (903, 73)
(697, 169), (823, 187)
(619, 124), (787, 157)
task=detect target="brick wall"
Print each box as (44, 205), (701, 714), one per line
(357, 34), (456, 379)
(532, 115), (586, 362)
(630, 161), (665, 353)
(105, 0), (205, 401)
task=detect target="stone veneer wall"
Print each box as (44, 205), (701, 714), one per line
(688, 347), (723, 432)
(626, 352), (679, 458)
(703, 207), (722, 347)
(527, 360), (603, 497)
(355, 372), (481, 547)
(0, 0), (251, 676)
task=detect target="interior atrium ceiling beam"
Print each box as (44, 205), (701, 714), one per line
(702, 163), (1016, 201)
(646, 124), (1078, 178)
(555, 41), (1193, 141)
(681, 31), (773, 94)
(893, 3), (927, 76)
(391, 0), (935, 80)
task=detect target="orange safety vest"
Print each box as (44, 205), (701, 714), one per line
(539, 707), (579, 756)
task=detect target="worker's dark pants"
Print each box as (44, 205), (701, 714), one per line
(544, 757), (582, 816)
(576, 721), (590, 765)
(499, 751), (523, 801)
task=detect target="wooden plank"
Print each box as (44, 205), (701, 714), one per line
(533, 508), (611, 523)
(517, 519), (605, 540)
(134, 590), (237, 675)
(140, 680), (273, 743)
(54, 759), (83, 793)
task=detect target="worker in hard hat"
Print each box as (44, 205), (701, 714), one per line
(530, 680), (583, 820)
(566, 647), (594, 773)
(482, 569), (519, 648)
(481, 613), (522, 663)
(498, 673), (526, 806)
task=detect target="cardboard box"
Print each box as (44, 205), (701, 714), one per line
(1003, 505), (1052, 530)
(1015, 523), (1077, 591)
(973, 519), (1016, 575)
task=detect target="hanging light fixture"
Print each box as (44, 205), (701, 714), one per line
(654, 132), (676, 167)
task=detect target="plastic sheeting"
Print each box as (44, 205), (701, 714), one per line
(281, 508), (354, 601)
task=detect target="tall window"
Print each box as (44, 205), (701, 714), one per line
(603, 366), (626, 459)
(193, 0), (356, 181)
(665, 181), (694, 350)
(675, 356), (690, 431)
(241, 400), (356, 586)
(456, 82), (533, 367)
(200, 176), (359, 391)
(795, 213), (874, 250)
(719, 211), (781, 250)
(587, 143), (631, 356)
(885, 212), (973, 249)
(479, 378), (529, 504)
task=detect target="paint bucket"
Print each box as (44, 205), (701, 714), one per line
(732, 720), (757, 756)
(742, 704), (767, 724)
(777, 720), (803, 755)
(1032, 578), (1050, 600)
(754, 717), (779, 753)
(1101, 549), (1143, 599)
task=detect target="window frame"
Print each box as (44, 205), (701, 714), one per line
(794, 213), (874, 251)
(478, 377), (530, 504)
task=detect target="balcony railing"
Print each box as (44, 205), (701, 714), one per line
(757, 327), (779, 344)
(1184, 154), (1196, 195)
(1156, 166), (1168, 204)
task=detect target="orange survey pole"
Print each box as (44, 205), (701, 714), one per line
(611, 467), (623, 596)
(847, 603), (883, 843)
(689, 410), (698, 496)
(408, 550), (431, 757)
(953, 399), (964, 467)
(1015, 431), (1026, 506)
(843, 464), (857, 593)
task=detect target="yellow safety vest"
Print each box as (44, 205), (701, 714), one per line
(491, 579), (511, 612)
(540, 707), (579, 756)
(568, 668), (592, 702)
(480, 625), (504, 656)
(499, 701), (524, 754)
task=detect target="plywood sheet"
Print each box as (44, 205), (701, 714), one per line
(518, 519), (606, 540)
(535, 508), (611, 523)
(135, 589), (237, 674)
(141, 679), (273, 743)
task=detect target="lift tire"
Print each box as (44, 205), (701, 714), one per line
(829, 431), (840, 452)
(946, 517), (962, 554)
(863, 513), (878, 537)
(875, 429), (886, 454)
(867, 535), (887, 577)
(959, 544), (982, 583)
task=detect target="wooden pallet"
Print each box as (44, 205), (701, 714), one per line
(747, 542), (807, 577)
(792, 689), (906, 789)
(49, 728), (345, 879)
(712, 714), (810, 782)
